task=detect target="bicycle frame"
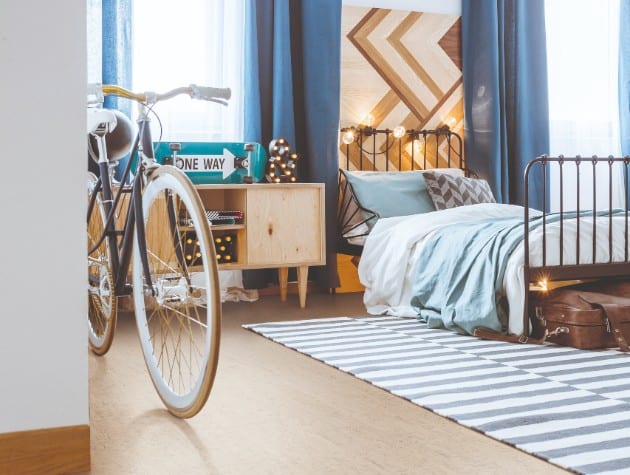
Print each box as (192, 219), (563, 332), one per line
(87, 110), (163, 297)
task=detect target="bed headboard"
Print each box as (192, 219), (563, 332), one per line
(337, 126), (465, 256)
(339, 125), (464, 172)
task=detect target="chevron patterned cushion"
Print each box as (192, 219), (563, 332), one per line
(422, 171), (496, 210)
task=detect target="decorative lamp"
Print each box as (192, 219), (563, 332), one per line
(266, 138), (299, 183)
(392, 125), (406, 139)
(342, 129), (355, 145)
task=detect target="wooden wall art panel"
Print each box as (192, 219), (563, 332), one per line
(340, 6), (464, 171)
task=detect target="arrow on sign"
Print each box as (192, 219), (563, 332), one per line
(222, 148), (235, 179)
(174, 148), (238, 179)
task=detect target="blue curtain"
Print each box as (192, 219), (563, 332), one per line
(244, 0), (342, 289)
(462, 0), (549, 210)
(102, 0), (132, 180)
(621, 0), (630, 157)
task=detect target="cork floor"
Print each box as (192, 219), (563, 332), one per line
(88, 291), (567, 474)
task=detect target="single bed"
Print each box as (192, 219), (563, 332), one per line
(338, 129), (630, 339)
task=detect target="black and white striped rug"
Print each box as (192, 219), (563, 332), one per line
(244, 316), (630, 475)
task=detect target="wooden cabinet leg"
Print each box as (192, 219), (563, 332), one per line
(278, 267), (289, 303)
(297, 266), (308, 308)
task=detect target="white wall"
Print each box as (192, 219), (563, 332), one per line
(0, 1), (88, 432)
(342, 0), (461, 15)
(87, 0), (103, 84)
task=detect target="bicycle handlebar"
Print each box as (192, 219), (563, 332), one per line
(189, 84), (231, 102)
(88, 83), (231, 106)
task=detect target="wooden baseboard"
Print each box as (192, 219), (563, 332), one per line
(0, 424), (90, 475)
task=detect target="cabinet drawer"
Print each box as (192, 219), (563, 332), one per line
(246, 186), (325, 267)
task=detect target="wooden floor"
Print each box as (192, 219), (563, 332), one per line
(88, 291), (568, 474)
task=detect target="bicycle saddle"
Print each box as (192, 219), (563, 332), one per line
(87, 108), (135, 162)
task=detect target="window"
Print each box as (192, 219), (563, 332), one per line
(132, 0), (244, 142)
(546, 0), (623, 211)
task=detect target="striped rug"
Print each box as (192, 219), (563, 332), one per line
(244, 316), (630, 475)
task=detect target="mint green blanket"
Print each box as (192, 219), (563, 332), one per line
(410, 210), (613, 335)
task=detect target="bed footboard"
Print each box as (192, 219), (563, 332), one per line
(523, 155), (630, 338)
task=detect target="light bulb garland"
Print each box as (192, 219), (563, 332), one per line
(339, 124), (455, 157)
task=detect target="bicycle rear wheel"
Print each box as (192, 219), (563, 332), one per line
(87, 172), (118, 355)
(132, 166), (221, 418)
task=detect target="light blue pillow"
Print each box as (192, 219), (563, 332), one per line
(340, 170), (436, 227)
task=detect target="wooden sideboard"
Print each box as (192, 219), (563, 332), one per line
(195, 183), (326, 307)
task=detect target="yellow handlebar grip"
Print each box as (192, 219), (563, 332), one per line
(102, 84), (146, 102)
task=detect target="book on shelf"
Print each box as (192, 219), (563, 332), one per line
(208, 218), (237, 226)
(205, 209), (244, 225)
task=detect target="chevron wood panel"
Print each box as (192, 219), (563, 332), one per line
(340, 6), (464, 171)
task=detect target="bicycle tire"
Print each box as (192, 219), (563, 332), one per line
(132, 166), (221, 418)
(87, 172), (118, 355)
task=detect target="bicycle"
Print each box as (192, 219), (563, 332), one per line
(86, 83), (229, 418)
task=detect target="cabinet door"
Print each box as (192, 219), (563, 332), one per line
(246, 185), (325, 267)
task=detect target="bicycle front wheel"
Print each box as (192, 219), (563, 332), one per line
(132, 166), (221, 418)
(87, 172), (117, 355)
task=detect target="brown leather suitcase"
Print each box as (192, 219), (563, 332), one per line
(530, 282), (630, 351)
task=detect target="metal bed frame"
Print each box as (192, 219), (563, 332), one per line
(337, 125), (465, 256)
(338, 137), (630, 339)
(522, 155), (630, 340)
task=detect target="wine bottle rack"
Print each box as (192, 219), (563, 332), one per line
(182, 231), (237, 266)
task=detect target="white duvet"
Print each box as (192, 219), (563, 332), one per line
(358, 203), (630, 335)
